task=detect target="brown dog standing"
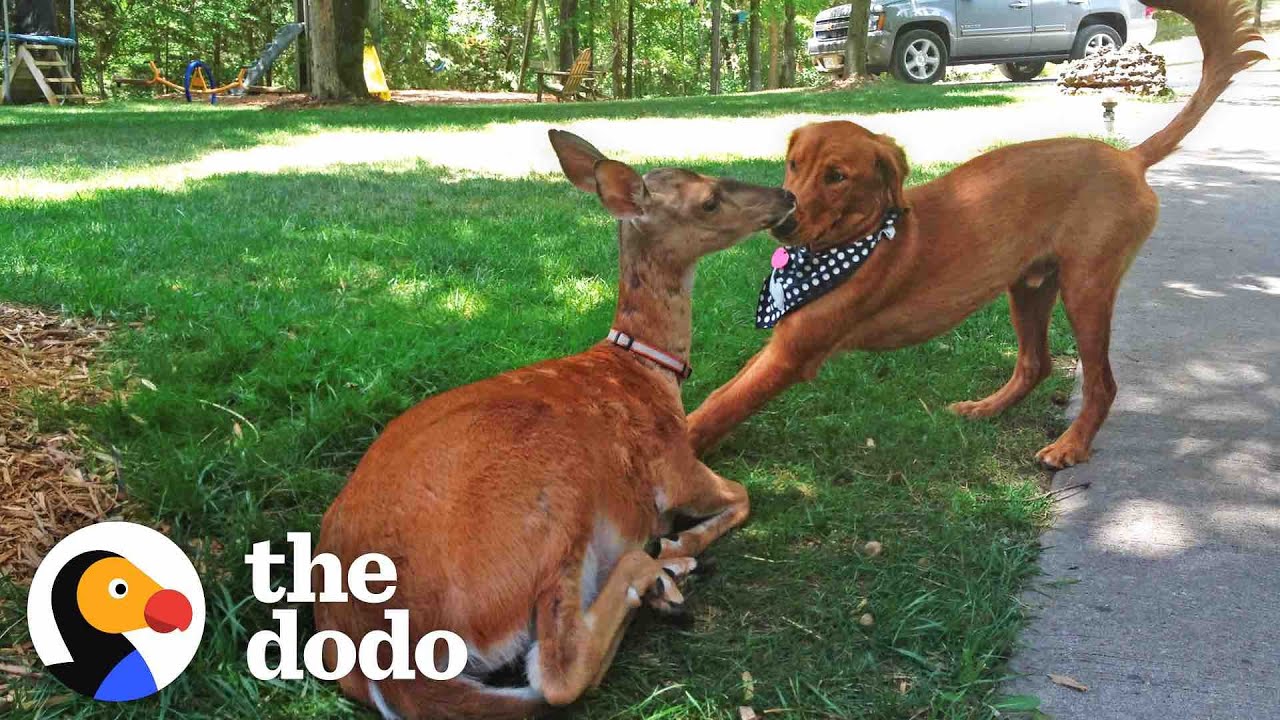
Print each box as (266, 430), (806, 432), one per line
(689, 0), (1265, 469)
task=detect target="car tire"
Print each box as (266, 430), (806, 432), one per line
(998, 60), (1046, 82)
(1071, 24), (1122, 60)
(892, 29), (948, 84)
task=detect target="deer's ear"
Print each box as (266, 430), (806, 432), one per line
(593, 159), (648, 219)
(549, 129), (607, 193)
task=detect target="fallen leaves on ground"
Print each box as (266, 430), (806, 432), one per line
(0, 304), (120, 584)
(1049, 672), (1089, 692)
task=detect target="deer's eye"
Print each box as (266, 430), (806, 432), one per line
(702, 196), (720, 213)
(789, 160), (797, 172)
(825, 168), (846, 184)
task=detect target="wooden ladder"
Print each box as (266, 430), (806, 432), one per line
(4, 43), (85, 106)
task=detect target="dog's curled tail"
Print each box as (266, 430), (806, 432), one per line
(1132, 0), (1267, 168)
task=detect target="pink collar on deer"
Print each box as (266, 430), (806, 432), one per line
(606, 329), (692, 382)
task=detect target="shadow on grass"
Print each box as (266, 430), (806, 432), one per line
(0, 82), (1016, 183)
(0, 156), (1069, 719)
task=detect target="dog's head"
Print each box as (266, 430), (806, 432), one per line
(773, 121), (909, 251)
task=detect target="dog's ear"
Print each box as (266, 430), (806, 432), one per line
(874, 134), (909, 210)
(593, 159), (649, 220)
(549, 129), (607, 193)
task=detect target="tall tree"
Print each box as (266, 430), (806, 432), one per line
(517, 0), (539, 91)
(767, 15), (780, 89)
(626, 0), (635, 97)
(747, 0), (761, 91)
(710, 0), (722, 94)
(558, 0), (579, 69)
(782, 0), (796, 87)
(307, 0), (370, 99)
(610, 0), (625, 96)
(842, 0), (870, 79)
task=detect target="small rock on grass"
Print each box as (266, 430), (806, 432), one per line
(739, 707), (758, 720)
(863, 540), (883, 557)
(859, 613), (875, 627)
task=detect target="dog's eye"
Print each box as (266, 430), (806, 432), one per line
(788, 160), (797, 172)
(825, 168), (846, 184)
(702, 196), (719, 212)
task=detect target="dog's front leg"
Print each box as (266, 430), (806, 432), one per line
(688, 340), (817, 454)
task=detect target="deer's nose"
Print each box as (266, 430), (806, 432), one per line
(782, 190), (797, 206)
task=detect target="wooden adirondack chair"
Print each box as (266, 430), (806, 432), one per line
(535, 48), (604, 102)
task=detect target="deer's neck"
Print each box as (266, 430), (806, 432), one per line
(611, 223), (695, 366)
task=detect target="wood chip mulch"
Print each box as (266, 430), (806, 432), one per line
(0, 304), (121, 586)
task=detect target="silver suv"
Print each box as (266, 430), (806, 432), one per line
(808, 0), (1157, 83)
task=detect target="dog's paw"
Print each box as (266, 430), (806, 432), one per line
(948, 399), (1000, 419)
(1036, 440), (1091, 471)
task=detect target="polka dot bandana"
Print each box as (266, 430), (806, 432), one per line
(755, 210), (901, 329)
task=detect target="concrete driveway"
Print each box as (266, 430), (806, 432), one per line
(1004, 29), (1280, 720)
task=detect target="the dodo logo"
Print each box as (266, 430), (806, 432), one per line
(26, 521), (205, 702)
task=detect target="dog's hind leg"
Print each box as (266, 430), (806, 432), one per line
(1036, 268), (1121, 470)
(950, 273), (1060, 419)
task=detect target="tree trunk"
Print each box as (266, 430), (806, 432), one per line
(782, 0), (796, 87)
(626, 0), (635, 98)
(558, 0), (579, 69)
(767, 16), (780, 88)
(710, 0), (722, 94)
(587, 0), (596, 67)
(748, 0), (762, 91)
(842, 0), (870, 78)
(296, 0), (310, 92)
(1257, 0), (1264, 28)
(517, 0), (538, 91)
(308, 0), (369, 100)
(610, 0), (625, 97)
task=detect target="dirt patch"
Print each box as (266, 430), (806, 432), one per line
(0, 304), (119, 584)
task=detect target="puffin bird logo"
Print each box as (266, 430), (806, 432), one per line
(27, 521), (205, 703)
(47, 550), (193, 701)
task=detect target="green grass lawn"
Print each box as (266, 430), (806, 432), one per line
(0, 82), (1014, 185)
(0, 91), (1071, 719)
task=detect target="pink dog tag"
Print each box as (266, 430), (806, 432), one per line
(771, 247), (790, 269)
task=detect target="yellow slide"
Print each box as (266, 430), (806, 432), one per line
(364, 45), (391, 101)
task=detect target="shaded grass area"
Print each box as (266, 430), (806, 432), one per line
(1154, 9), (1198, 43)
(0, 81), (1015, 184)
(0, 150), (1072, 718)
(1155, 3), (1274, 42)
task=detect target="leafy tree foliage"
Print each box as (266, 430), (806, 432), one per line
(69, 0), (836, 98)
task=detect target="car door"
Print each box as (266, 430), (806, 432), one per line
(954, 0), (1034, 58)
(1030, 0), (1087, 53)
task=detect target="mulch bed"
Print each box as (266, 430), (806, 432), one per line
(0, 304), (120, 586)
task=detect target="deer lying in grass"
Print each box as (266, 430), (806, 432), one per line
(314, 130), (796, 720)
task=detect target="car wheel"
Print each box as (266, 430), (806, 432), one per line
(892, 29), (948, 84)
(1071, 24), (1122, 60)
(998, 60), (1046, 82)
